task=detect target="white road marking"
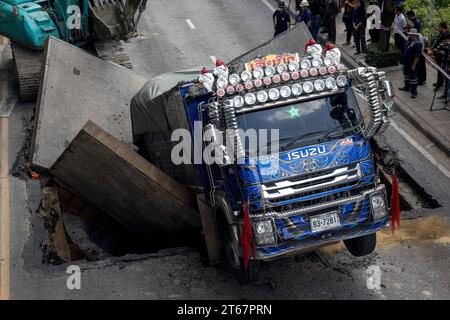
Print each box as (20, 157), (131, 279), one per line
(262, 0), (276, 12)
(0, 79), (10, 300)
(210, 56), (217, 64)
(390, 120), (450, 179)
(185, 19), (196, 29)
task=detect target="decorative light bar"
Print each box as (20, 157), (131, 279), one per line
(213, 48), (349, 100)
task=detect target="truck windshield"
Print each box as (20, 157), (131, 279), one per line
(236, 90), (363, 153)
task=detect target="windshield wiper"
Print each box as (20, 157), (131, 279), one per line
(281, 130), (329, 150)
(319, 120), (364, 143)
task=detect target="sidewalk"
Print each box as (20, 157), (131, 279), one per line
(284, 1), (450, 157)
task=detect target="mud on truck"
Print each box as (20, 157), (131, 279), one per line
(131, 39), (395, 284)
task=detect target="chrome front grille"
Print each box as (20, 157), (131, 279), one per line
(262, 163), (361, 200)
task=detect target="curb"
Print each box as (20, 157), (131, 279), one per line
(283, 3), (450, 157)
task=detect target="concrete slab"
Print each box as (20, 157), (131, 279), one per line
(50, 121), (201, 241)
(228, 22), (312, 68)
(30, 37), (148, 169)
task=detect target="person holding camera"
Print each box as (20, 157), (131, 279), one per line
(433, 35), (450, 101)
(428, 22), (450, 92)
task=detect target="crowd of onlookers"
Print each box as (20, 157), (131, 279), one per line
(272, 0), (450, 101)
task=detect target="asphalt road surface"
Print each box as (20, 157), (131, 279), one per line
(0, 0), (449, 300)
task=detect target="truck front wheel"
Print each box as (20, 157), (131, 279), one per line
(344, 233), (377, 257)
(222, 223), (259, 285)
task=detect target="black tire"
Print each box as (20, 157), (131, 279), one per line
(221, 222), (259, 285)
(344, 233), (377, 257)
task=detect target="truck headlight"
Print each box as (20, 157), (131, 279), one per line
(254, 220), (276, 245)
(370, 193), (388, 221)
(255, 220), (273, 234)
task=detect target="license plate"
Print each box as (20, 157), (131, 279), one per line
(310, 212), (340, 233)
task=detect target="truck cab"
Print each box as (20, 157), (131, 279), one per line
(177, 47), (394, 283)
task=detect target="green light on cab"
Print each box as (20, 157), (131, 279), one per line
(287, 106), (300, 118)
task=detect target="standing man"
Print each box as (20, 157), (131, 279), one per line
(342, 0), (357, 46)
(326, 0), (340, 43)
(405, 10), (421, 33)
(393, 6), (407, 53)
(429, 22), (449, 91)
(273, 1), (291, 37)
(399, 29), (423, 99)
(433, 33), (450, 100)
(352, 0), (367, 54)
(309, 0), (322, 40)
(298, 0), (312, 29)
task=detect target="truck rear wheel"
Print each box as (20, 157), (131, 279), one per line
(344, 233), (377, 257)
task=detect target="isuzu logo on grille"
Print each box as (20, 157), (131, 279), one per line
(286, 145), (327, 161)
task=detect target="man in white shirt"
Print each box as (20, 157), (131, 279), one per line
(393, 6), (407, 53)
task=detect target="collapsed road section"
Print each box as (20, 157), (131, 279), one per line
(30, 37), (147, 170)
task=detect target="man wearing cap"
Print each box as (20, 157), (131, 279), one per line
(298, 1), (312, 29)
(399, 28), (423, 99)
(273, 2), (291, 37)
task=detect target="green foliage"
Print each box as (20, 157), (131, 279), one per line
(402, 0), (450, 42)
(365, 43), (402, 68)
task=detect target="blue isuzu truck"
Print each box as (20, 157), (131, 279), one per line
(131, 29), (395, 284)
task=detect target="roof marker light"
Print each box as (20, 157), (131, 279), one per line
(241, 70), (252, 82)
(244, 81), (254, 90)
(226, 85), (235, 95)
(272, 74), (281, 84)
(324, 56), (333, 67)
(310, 68), (318, 77)
(312, 58), (322, 68)
(216, 76), (228, 89)
(265, 66), (276, 77)
(336, 75), (348, 87)
(280, 86), (292, 98)
(253, 67), (265, 79)
(277, 63), (288, 74)
(300, 69), (309, 78)
(229, 74), (240, 86)
(325, 77), (337, 90)
(236, 83), (245, 93)
(292, 83), (303, 96)
(337, 63), (347, 72)
(217, 88), (226, 97)
(314, 79), (325, 91)
(289, 61), (299, 72)
(254, 78), (263, 88)
(291, 71), (300, 80)
(233, 95), (244, 108)
(257, 90), (268, 103)
(300, 59), (311, 69)
(263, 77), (272, 86)
(328, 65), (336, 74)
(268, 88), (280, 100)
(281, 72), (291, 81)
(303, 81), (314, 94)
(319, 66), (328, 76)
(245, 93), (256, 105)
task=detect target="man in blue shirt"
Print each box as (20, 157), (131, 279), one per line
(399, 29), (423, 99)
(298, 0), (312, 29)
(273, 2), (291, 37)
(405, 10), (421, 33)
